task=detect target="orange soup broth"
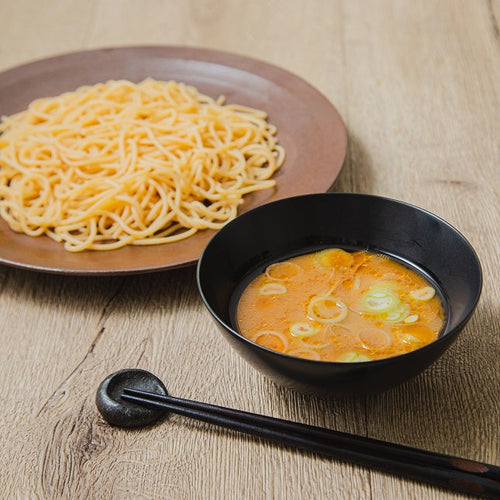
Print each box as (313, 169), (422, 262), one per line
(236, 249), (445, 362)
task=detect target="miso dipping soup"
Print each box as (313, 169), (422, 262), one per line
(235, 248), (446, 362)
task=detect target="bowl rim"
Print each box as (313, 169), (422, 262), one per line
(197, 192), (483, 366)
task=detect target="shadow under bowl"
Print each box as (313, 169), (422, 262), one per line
(197, 193), (482, 395)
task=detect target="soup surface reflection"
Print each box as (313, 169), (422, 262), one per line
(236, 248), (445, 362)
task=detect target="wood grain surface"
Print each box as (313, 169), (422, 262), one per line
(0, 1), (498, 498)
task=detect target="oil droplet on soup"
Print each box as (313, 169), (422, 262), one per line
(236, 248), (445, 362)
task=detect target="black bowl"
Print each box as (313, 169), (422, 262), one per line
(196, 193), (482, 395)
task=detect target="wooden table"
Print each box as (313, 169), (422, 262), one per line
(1, 1), (498, 498)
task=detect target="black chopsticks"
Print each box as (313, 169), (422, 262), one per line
(122, 388), (500, 499)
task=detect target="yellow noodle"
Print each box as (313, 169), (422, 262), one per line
(0, 79), (284, 251)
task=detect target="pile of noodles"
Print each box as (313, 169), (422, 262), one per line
(0, 79), (284, 251)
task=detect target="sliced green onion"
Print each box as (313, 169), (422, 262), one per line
(289, 322), (319, 338)
(361, 288), (400, 313)
(410, 286), (436, 301)
(401, 333), (423, 345)
(315, 248), (353, 268)
(259, 283), (287, 295)
(404, 314), (419, 324)
(326, 323), (355, 340)
(251, 330), (289, 351)
(307, 295), (348, 324)
(359, 328), (392, 349)
(265, 261), (301, 281)
(336, 351), (372, 363)
(385, 303), (410, 322)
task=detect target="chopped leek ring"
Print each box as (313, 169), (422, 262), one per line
(315, 248), (353, 268)
(401, 333), (423, 345)
(385, 303), (410, 322)
(410, 286), (435, 301)
(361, 288), (400, 313)
(265, 261), (301, 281)
(404, 314), (419, 324)
(307, 295), (348, 324)
(289, 322), (319, 338)
(259, 283), (287, 295)
(252, 330), (289, 351)
(359, 328), (392, 349)
(336, 351), (371, 363)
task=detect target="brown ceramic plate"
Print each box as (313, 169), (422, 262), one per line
(0, 46), (347, 275)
